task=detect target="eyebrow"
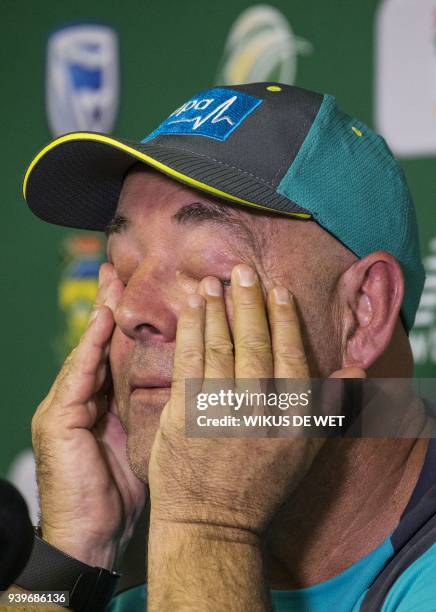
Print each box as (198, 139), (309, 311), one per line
(104, 214), (130, 236)
(104, 201), (238, 236)
(172, 201), (237, 225)
(104, 200), (258, 253)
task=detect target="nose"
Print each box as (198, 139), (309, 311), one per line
(114, 258), (178, 342)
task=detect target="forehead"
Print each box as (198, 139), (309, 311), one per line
(112, 166), (354, 269)
(109, 167), (260, 254)
(117, 167), (190, 214)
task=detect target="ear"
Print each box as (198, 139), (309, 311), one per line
(338, 251), (404, 369)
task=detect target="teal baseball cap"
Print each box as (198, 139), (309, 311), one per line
(23, 82), (425, 331)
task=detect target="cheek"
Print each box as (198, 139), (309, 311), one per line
(109, 326), (131, 380)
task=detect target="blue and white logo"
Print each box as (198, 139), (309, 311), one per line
(143, 88), (263, 142)
(46, 24), (119, 136)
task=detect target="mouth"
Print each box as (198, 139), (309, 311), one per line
(129, 376), (172, 397)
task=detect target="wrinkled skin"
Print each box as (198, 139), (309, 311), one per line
(109, 167), (356, 482)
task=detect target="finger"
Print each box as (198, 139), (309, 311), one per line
(104, 278), (124, 313)
(268, 287), (309, 379)
(95, 411), (147, 512)
(53, 305), (115, 408)
(232, 264), (273, 379)
(198, 277), (234, 380)
(99, 262), (117, 286)
(95, 263), (117, 308)
(170, 294), (205, 404)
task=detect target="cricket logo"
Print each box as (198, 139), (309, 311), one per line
(46, 23), (119, 136)
(216, 4), (313, 86)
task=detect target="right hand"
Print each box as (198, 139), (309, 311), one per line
(31, 263), (146, 569)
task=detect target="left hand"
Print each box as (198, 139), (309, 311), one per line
(148, 264), (364, 537)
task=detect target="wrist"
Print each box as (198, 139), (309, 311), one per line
(149, 517), (262, 548)
(15, 536), (121, 612)
(41, 527), (121, 570)
(147, 517), (269, 612)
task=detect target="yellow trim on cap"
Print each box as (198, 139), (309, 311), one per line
(23, 132), (311, 219)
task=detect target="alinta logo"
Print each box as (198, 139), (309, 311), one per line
(168, 96), (237, 130)
(410, 237), (436, 365)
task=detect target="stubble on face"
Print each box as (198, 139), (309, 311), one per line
(111, 338), (172, 481)
(108, 169), (357, 482)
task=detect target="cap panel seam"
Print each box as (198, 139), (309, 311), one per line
(281, 94), (332, 212)
(276, 95), (339, 220)
(272, 153), (293, 186)
(270, 101), (326, 187)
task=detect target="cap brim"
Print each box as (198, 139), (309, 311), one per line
(24, 132), (311, 231)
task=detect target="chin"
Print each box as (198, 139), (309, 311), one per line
(126, 432), (155, 483)
(124, 396), (166, 483)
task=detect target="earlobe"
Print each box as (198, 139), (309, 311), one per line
(342, 252), (404, 369)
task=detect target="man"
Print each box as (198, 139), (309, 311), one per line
(13, 83), (435, 611)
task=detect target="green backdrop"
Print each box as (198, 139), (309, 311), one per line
(2, 0), (435, 476)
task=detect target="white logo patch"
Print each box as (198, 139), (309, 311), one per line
(46, 24), (119, 136)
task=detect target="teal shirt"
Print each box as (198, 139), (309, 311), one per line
(107, 541), (436, 611)
(109, 436), (436, 611)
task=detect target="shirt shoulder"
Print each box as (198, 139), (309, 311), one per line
(381, 543), (436, 612)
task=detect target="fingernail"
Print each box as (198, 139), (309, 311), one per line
(273, 287), (290, 304)
(187, 294), (204, 308)
(235, 265), (256, 287)
(204, 277), (222, 297)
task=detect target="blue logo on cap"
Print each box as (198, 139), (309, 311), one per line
(142, 88), (263, 142)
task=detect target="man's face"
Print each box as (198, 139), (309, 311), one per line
(108, 168), (355, 480)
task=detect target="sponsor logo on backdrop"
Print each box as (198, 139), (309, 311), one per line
(46, 23), (119, 136)
(375, 0), (436, 157)
(411, 236), (436, 368)
(57, 234), (104, 360)
(216, 4), (312, 86)
(143, 88), (263, 142)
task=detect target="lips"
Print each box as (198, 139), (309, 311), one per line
(129, 375), (172, 393)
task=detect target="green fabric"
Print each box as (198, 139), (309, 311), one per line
(277, 95), (425, 332)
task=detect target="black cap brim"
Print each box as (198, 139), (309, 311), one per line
(23, 132), (311, 231)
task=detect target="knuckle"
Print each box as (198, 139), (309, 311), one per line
(205, 353), (232, 373)
(275, 347), (307, 364)
(60, 351), (76, 374)
(237, 354), (271, 374)
(179, 347), (204, 365)
(31, 413), (40, 440)
(237, 300), (260, 312)
(180, 314), (201, 330)
(205, 339), (234, 356)
(31, 411), (51, 442)
(237, 333), (271, 354)
(32, 401), (48, 432)
(272, 313), (299, 326)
